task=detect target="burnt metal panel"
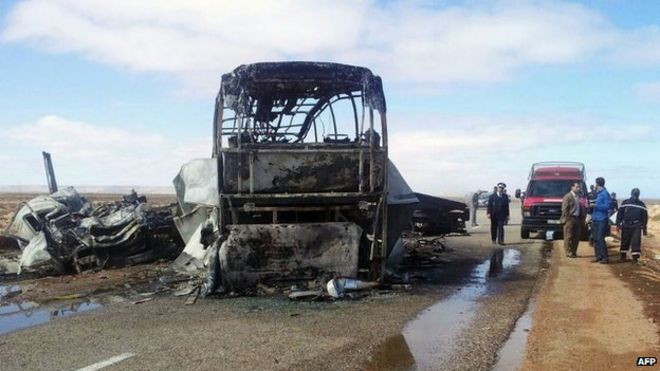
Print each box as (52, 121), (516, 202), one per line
(219, 222), (361, 290)
(222, 149), (385, 194)
(42, 151), (58, 194)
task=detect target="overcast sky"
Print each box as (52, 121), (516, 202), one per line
(1, 0), (659, 197)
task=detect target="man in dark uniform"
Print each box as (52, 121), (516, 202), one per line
(616, 188), (648, 263)
(487, 182), (510, 245)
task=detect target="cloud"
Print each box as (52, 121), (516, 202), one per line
(608, 26), (660, 66)
(633, 81), (660, 104)
(6, 115), (166, 154)
(3, 0), (655, 95)
(386, 113), (659, 194)
(0, 115), (211, 186)
(1, 113), (658, 196)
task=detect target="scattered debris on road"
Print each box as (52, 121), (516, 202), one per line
(326, 277), (379, 298)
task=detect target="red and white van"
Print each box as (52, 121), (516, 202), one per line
(515, 162), (589, 240)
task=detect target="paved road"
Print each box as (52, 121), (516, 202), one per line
(0, 206), (547, 371)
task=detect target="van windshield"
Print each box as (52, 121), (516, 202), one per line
(527, 180), (586, 197)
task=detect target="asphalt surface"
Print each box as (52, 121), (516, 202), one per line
(363, 207), (549, 370)
(0, 206), (548, 371)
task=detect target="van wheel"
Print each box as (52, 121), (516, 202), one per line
(521, 228), (530, 239)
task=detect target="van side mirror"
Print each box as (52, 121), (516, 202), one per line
(515, 189), (521, 199)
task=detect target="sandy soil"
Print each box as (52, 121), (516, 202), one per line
(644, 203), (660, 271)
(3, 262), (171, 303)
(522, 238), (660, 371)
(0, 194), (23, 232)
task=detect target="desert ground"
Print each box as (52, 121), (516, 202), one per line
(0, 195), (658, 370)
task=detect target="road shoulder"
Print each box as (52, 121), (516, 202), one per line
(522, 240), (660, 371)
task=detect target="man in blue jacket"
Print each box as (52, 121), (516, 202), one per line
(592, 177), (613, 264)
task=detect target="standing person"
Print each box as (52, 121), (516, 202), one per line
(487, 182), (510, 245)
(561, 182), (584, 258)
(471, 191), (480, 227)
(616, 188), (648, 263)
(586, 184), (597, 246)
(591, 177), (613, 264)
(610, 192), (619, 215)
(502, 189), (510, 225)
(587, 185), (596, 201)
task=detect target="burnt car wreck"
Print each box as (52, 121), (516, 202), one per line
(1, 187), (180, 275)
(172, 62), (417, 294)
(409, 193), (469, 236)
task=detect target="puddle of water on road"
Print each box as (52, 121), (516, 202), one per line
(365, 248), (521, 371)
(0, 284), (103, 336)
(491, 298), (537, 371)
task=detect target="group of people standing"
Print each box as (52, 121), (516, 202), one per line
(561, 177), (649, 264)
(471, 177), (648, 262)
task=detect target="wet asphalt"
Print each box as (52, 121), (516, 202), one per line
(0, 206), (548, 370)
(365, 208), (549, 370)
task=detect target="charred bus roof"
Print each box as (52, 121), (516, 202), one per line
(214, 62), (387, 146)
(218, 62), (386, 115)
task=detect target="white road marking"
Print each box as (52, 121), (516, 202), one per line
(74, 353), (135, 371)
(471, 226), (481, 230)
